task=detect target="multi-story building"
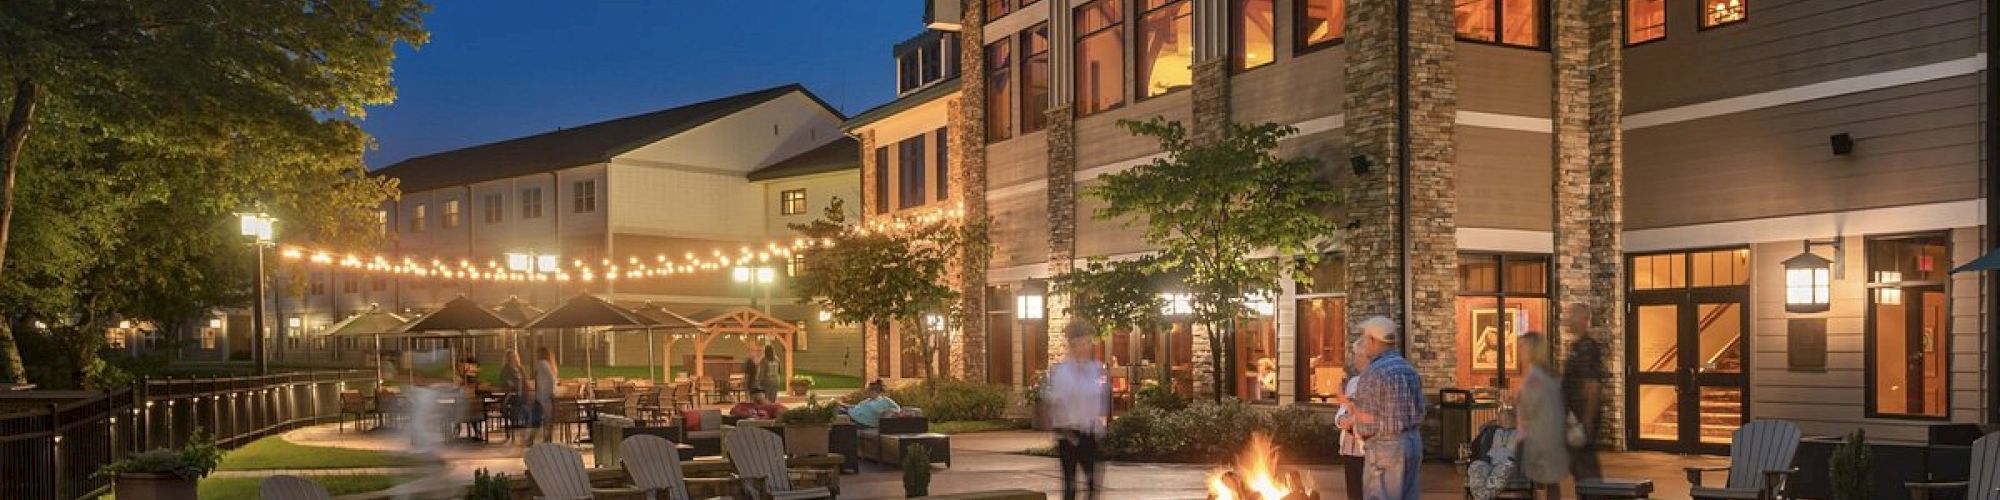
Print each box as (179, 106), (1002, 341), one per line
(271, 84), (865, 373)
(874, 0), (1995, 453)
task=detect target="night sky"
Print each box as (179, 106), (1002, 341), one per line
(361, 1), (922, 168)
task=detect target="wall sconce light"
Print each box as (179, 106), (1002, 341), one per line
(1349, 155), (1373, 176)
(1015, 293), (1045, 320)
(287, 317), (303, 329)
(1244, 293), (1275, 316)
(209, 318), (224, 329)
(1783, 239), (1841, 313)
(1829, 133), (1855, 155)
(1159, 293), (1194, 317)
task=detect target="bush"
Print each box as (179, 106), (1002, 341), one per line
(1101, 397), (1337, 463)
(887, 379), (1010, 422)
(778, 394), (838, 425)
(96, 428), (224, 480)
(1133, 380), (1187, 411)
(1830, 428), (1872, 500)
(902, 443), (932, 497)
(465, 468), (512, 500)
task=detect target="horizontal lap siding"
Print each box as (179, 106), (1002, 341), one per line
(989, 191), (1052, 269)
(1458, 127), (1554, 231)
(1230, 46), (1345, 126)
(1457, 44), (1553, 118)
(1625, 75), (1982, 230)
(987, 133), (1050, 190)
(1623, 0), (1983, 113)
(1073, 92), (1191, 169)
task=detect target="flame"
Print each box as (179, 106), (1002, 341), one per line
(1208, 433), (1316, 500)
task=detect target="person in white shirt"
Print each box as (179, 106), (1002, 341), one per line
(1043, 322), (1108, 500)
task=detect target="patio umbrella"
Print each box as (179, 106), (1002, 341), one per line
(490, 295), (545, 350)
(393, 296), (513, 384)
(321, 304), (410, 382)
(523, 293), (661, 379)
(629, 301), (707, 382)
(1952, 248), (2000, 273)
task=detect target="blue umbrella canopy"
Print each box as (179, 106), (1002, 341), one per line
(1952, 248), (2000, 273)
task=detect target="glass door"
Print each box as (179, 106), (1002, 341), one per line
(1627, 249), (1751, 454)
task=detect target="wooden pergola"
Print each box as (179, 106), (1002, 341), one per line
(689, 307), (800, 382)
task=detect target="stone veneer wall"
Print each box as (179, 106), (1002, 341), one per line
(857, 130), (882, 382)
(1341, 0), (1460, 391)
(952, 0), (990, 381)
(1045, 103), (1078, 360)
(1554, 0), (1627, 448)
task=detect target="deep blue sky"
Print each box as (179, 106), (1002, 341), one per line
(362, 1), (922, 168)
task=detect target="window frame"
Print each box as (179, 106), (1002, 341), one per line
(1073, 0), (1126, 118)
(441, 199), (461, 229)
(874, 146), (891, 214)
(1133, 0), (1194, 101)
(573, 179), (597, 214)
(1231, 0), (1278, 72)
(521, 187), (544, 219)
(986, 36), (1016, 143)
(897, 135), (928, 209)
(779, 189), (808, 216)
(1293, 0), (1346, 55)
(1696, 0), (1746, 31)
(408, 203), (427, 234)
(1020, 23), (1051, 134)
(482, 193), (504, 224)
(1454, 0), (1550, 50)
(1623, 0), (1666, 46)
(1862, 231), (1953, 421)
(1456, 251), (1554, 389)
(986, 0), (1012, 23)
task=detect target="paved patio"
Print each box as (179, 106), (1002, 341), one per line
(282, 422), (1727, 499)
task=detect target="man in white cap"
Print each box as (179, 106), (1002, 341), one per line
(1349, 316), (1425, 500)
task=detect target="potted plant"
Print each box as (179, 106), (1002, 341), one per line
(779, 394), (836, 457)
(1830, 428), (1872, 500)
(96, 428), (223, 500)
(465, 468), (513, 500)
(788, 374), (816, 397)
(1024, 375), (1049, 430)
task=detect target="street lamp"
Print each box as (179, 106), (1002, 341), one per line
(239, 212), (276, 375)
(733, 266), (776, 312)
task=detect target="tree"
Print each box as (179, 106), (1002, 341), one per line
(0, 1), (428, 384)
(1088, 118), (1340, 399)
(1050, 257), (1164, 339)
(791, 198), (985, 390)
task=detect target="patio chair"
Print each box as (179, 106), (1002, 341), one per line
(258, 475), (332, 500)
(550, 398), (587, 443)
(622, 434), (742, 500)
(1907, 431), (2000, 500)
(723, 426), (836, 500)
(525, 443), (643, 500)
(621, 390), (646, 423)
(638, 387), (668, 424)
(337, 390), (375, 433)
(671, 382), (696, 411)
(1687, 420), (1800, 500)
(696, 377), (718, 406)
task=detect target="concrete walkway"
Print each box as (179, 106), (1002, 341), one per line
(277, 423), (1728, 499)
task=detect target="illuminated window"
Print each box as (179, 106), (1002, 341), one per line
(986, 38), (1014, 142)
(441, 200), (460, 229)
(1021, 24), (1050, 134)
(1455, 0), (1545, 49)
(780, 189), (807, 215)
(572, 180), (596, 213)
(787, 253), (806, 277)
(1627, 0), (1665, 44)
(898, 135), (927, 209)
(1297, 0), (1345, 49)
(482, 193), (504, 224)
(1456, 253), (1550, 389)
(1234, 0), (1275, 70)
(1074, 0), (1125, 117)
(1866, 234), (1949, 418)
(520, 187), (543, 219)
(1700, 0), (1745, 29)
(1137, 0), (1194, 99)
(376, 209), (389, 235)
(408, 204), (426, 233)
(987, 0), (1011, 21)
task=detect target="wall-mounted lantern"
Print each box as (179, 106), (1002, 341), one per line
(1159, 293), (1194, 317)
(1783, 238), (1841, 313)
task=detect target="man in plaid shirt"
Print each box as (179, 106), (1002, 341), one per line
(1349, 316), (1425, 500)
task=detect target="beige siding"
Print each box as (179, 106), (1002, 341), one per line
(989, 190), (1052, 269)
(1074, 177), (1159, 259)
(1230, 45), (1346, 126)
(1626, 74), (1982, 230)
(1623, 0), (1984, 113)
(1458, 43), (1553, 118)
(1458, 127), (1554, 231)
(1074, 91), (1194, 169)
(987, 131), (1050, 190)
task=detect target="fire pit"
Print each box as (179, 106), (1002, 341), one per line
(1207, 433), (1320, 500)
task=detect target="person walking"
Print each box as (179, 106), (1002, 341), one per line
(531, 347), (558, 444)
(1044, 322), (1108, 500)
(1348, 316), (1425, 500)
(760, 344), (784, 398)
(739, 346), (763, 397)
(1515, 332), (1570, 498)
(499, 349), (529, 430)
(1559, 304), (1606, 481)
(1334, 338), (1370, 500)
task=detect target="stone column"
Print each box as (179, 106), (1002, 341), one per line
(1553, 0), (1626, 450)
(857, 130), (882, 382)
(1342, 0), (1460, 391)
(1044, 103), (1079, 364)
(953, 0), (991, 382)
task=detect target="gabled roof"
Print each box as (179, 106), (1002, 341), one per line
(748, 136), (859, 182)
(376, 84), (839, 193)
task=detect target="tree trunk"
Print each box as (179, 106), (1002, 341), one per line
(0, 78), (41, 386)
(1207, 320), (1227, 402)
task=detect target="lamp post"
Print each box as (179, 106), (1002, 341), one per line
(239, 212), (276, 375)
(732, 266), (776, 313)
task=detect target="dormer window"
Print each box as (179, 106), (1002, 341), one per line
(896, 30), (962, 96)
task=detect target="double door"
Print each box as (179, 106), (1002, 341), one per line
(1627, 286), (1749, 454)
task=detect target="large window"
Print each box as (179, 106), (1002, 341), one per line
(1295, 255), (1348, 405)
(1021, 24), (1050, 134)
(1233, 0), (1275, 70)
(572, 180), (596, 213)
(482, 193), (504, 224)
(986, 0), (1011, 21)
(1456, 253), (1550, 389)
(520, 187), (543, 219)
(1455, 0), (1546, 49)
(1866, 234), (1950, 418)
(935, 127), (951, 200)
(898, 50), (922, 94)
(1296, 0), (1345, 50)
(986, 39), (1014, 143)
(1074, 0), (1125, 117)
(441, 199), (461, 229)
(1700, 0), (1745, 29)
(1627, 0), (1665, 44)
(780, 189), (807, 215)
(873, 146), (890, 214)
(897, 135), (927, 209)
(1137, 0), (1193, 99)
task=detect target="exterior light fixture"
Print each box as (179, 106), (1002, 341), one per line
(209, 319), (223, 329)
(1159, 293), (1194, 316)
(287, 317), (303, 329)
(924, 314), (946, 331)
(238, 213), (276, 244)
(816, 309), (833, 323)
(1015, 293), (1045, 320)
(1244, 294), (1276, 316)
(1783, 249), (1834, 313)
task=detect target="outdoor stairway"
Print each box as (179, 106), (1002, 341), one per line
(1646, 347), (1744, 443)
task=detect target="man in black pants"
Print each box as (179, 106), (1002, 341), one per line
(1045, 322), (1107, 500)
(1561, 303), (1606, 480)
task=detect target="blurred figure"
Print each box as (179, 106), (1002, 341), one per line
(530, 347), (558, 444)
(1560, 304), (1606, 480)
(1349, 316), (1424, 500)
(1334, 338), (1370, 500)
(1464, 406), (1521, 500)
(499, 350), (529, 427)
(740, 346), (763, 395)
(761, 344), (784, 397)
(1256, 358), (1279, 401)
(460, 356), (482, 387)
(1045, 322), (1108, 500)
(1515, 332), (1569, 496)
(731, 390), (787, 419)
(846, 379), (900, 428)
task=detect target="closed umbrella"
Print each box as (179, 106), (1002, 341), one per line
(490, 295), (545, 351)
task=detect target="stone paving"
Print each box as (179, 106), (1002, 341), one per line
(276, 422), (1728, 499)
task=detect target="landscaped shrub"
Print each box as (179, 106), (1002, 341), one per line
(1133, 380), (1187, 411)
(886, 379), (1010, 422)
(1101, 397), (1338, 463)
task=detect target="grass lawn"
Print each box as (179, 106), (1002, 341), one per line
(217, 435), (426, 471)
(470, 363), (862, 390)
(794, 369), (860, 390)
(192, 474), (404, 499)
(931, 419), (1031, 434)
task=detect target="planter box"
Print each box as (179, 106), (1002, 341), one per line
(114, 473), (198, 500)
(787, 423), (832, 457)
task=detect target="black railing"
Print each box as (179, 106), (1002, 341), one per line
(0, 370), (378, 500)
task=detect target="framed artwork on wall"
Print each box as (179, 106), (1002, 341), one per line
(1470, 307), (1525, 372)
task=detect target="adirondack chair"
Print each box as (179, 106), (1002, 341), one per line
(723, 427), (837, 500)
(1686, 420), (1800, 500)
(525, 443), (643, 499)
(621, 434), (744, 500)
(1907, 431), (2000, 500)
(258, 475), (332, 500)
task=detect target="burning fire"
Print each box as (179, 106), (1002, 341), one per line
(1207, 433), (1318, 500)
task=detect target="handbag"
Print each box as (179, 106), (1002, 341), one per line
(1564, 411), (1587, 448)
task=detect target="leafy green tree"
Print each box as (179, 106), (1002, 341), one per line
(0, 1), (427, 384)
(1051, 257), (1164, 338)
(1088, 118), (1339, 399)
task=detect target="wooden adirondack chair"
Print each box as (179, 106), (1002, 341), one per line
(621, 434), (744, 500)
(258, 475), (331, 500)
(525, 443), (643, 499)
(1687, 420), (1801, 500)
(1908, 431), (2000, 500)
(723, 428), (837, 500)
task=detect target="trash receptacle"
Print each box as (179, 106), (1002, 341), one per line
(593, 415), (635, 467)
(1436, 388), (1500, 462)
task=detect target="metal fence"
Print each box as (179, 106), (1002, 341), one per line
(0, 370), (379, 500)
